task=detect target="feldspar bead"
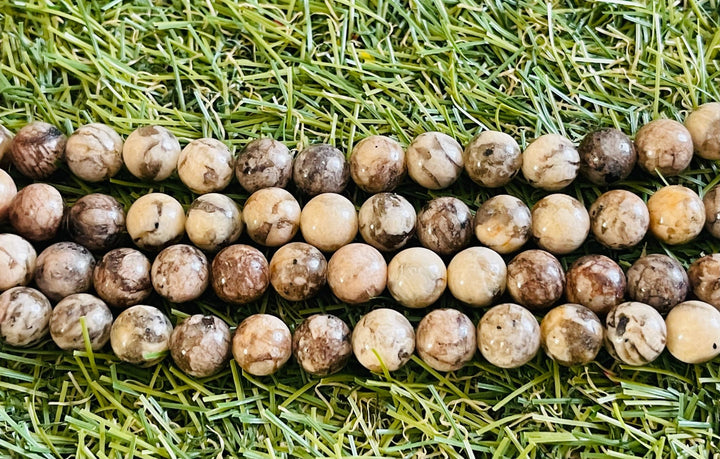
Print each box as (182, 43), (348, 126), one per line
(293, 144), (349, 195)
(126, 193), (186, 251)
(8, 183), (64, 242)
(327, 243), (387, 304)
(565, 255), (626, 315)
(10, 121), (66, 179)
(0, 234), (36, 292)
(67, 194), (126, 251)
(473, 195), (531, 254)
(350, 135), (406, 193)
(170, 315), (232, 378)
(0, 169), (17, 222)
(293, 314), (352, 376)
(626, 254), (688, 313)
(110, 305), (173, 367)
(578, 128), (636, 185)
(122, 125), (181, 181)
(506, 250), (564, 310)
(702, 186), (720, 239)
(232, 314), (292, 376)
(635, 119), (693, 176)
(358, 193), (415, 252)
(242, 187), (300, 247)
(65, 123), (123, 182)
(463, 130), (521, 188)
(0, 124), (12, 164)
(647, 185), (704, 245)
(665, 300), (720, 364)
(211, 245), (269, 304)
(540, 303), (604, 367)
(416, 197), (473, 255)
(387, 247), (447, 308)
(235, 138), (293, 193)
(352, 308), (415, 372)
(185, 193), (243, 252)
(521, 134), (579, 190)
(605, 302), (666, 366)
(447, 247), (506, 308)
(416, 308), (476, 372)
(589, 190), (649, 250)
(0, 287), (51, 347)
(93, 248), (152, 308)
(151, 245), (209, 303)
(688, 254), (720, 309)
(531, 194), (590, 255)
(269, 242), (327, 301)
(50, 294), (113, 351)
(177, 138), (234, 194)
(34, 242), (95, 302)
(685, 102), (720, 160)
(300, 193), (358, 252)
(477, 303), (540, 368)
(405, 132), (463, 189)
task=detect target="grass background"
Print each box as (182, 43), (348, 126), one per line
(1, 0), (720, 457)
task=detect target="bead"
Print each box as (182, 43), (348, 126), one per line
(416, 197), (473, 255)
(93, 248), (152, 308)
(540, 303), (603, 366)
(235, 138), (293, 193)
(151, 244), (209, 303)
(300, 193), (358, 252)
(416, 308), (476, 372)
(589, 190), (648, 250)
(0, 169), (17, 222)
(688, 254), (720, 309)
(0, 287), (51, 347)
(269, 242), (327, 301)
(67, 194), (126, 251)
(0, 233), (36, 292)
(0, 124), (12, 164)
(170, 315), (231, 378)
(177, 138), (234, 193)
(185, 193), (243, 252)
(358, 193), (416, 252)
(702, 186), (720, 239)
(10, 121), (66, 179)
(126, 193), (186, 251)
(387, 247), (447, 308)
(685, 102), (720, 160)
(8, 183), (64, 242)
(211, 244), (269, 304)
(242, 187), (300, 247)
(626, 254), (688, 313)
(531, 194), (589, 255)
(327, 243), (387, 304)
(352, 308), (415, 372)
(647, 185), (704, 245)
(506, 250), (564, 310)
(473, 195), (531, 254)
(635, 119), (693, 176)
(665, 300), (720, 364)
(605, 301), (666, 366)
(463, 130), (521, 188)
(565, 255), (626, 315)
(293, 144), (349, 195)
(34, 242), (95, 302)
(122, 125), (181, 181)
(447, 247), (506, 307)
(292, 314), (352, 376)
(232, 314), (292, 376)
(578, 128), (636, 185)
(521, 134), (579, 190)
(406, 132), (463, 189)
(110, 305), (173, 367)
(477, 303), (540, 368)
(65, 123), (123, 182)
(350, 135), (406, 193)
(50, 294), (113, 351)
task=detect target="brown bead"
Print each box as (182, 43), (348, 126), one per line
(211, 245), (269, 304)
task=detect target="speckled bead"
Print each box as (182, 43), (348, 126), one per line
(477, 303), (540, 368)
(405, 131), (464, 190)
(416, 308), (476, 372)
(293, 314), (352, 376)
(531, 194), (590, 255)
(110, 305), (173, 367)
(93, 248), (152, 308)
(626, 254), (688, 313)
(232, 314), (292, 376)
(235, 138), (293, 193)
(358, 193), (416, 252)
(67, 194), (126, 252)
(352, 308), (415, 372)
(665, 300), (720, 364)
(0, 234), (36, 292)
(416, 197), (473, 255)
(122, 125), (181, 181)
(327, 243), (387, 304)
(463, 131), (521, 188)
(540, 303), (603, 366)
(506, 250), (564, 310)
(0, 287), (52, 347)
(269, 242), (327, 301)
(293, 144), (349, 196)
(521, 134), (579, 191)
(688, 254), (720, 309)
(65, 123), (124, 182)
(177, 138), (234, 193)
(211, 244), (269, 304)
(635, 119), (693, 176)
(685, 102), (720, 160)
(151, 244), (209, 303)
(300, 193), (358, 252)
(605, 302), (666, 366)
(0, 124), (12, 164)
(589, 190), (649, 250)
(10, 121), (66, 179)
(243, 187), (301, 247)
(647, 185), (704, 245)
(126, 193), (186, 251)
(565, 255), (626, 315)
(474, 195), (531, 254)
(387, 247), (446, 308)
(8, 183), (64, 241)
(185, 193), (243, 252)
(447, 247), (506, 307)
(34, 242), (95, 302)
(350, 135), (406, 193)
(703, 186), (720, 239)
(0, 169), (17, 222)
(169, 315), (232, 378)
(578, 128), (636, 185)
(50, 294), (113, 351)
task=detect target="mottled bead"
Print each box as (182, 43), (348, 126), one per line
(358, 193), (415, 252)
(93, 248), (152, 308)
(10, 121), (66, 179)
(126, 193), (186, 251)
(122, 125), (181, 181)
(300, 193), (358, 252)
(327, 243), (387, 304)
(242, 187), (300, 247)
(387, 247), (447, 308)
(647, 185), (704, 245)
(8, 183), (64, 242)
(352, 308), (415, 372)
(416, 197), (473, 255)
(0, 169), (17, 222)
(635, 119), (693, 176)
(477, 303), (540, 368)
(565, 255), (626, 315)
(463, 131), (521, 188)
(211, 244), (269, 304)
(293, 144), (349, 195)
(151, 245), (209, 303)
(177, 138), (234, 193)
(0, 124), (12, 164)
(269, 242), (327, 301)
(521, 134), (579, 191)
(589, 190), (649, 250)
(0, 287), (51, 347)
(235, 138), (293, 193)
(350, 135), (406, 193)
(416, 308), (476, 372)
(50, 294), (113, 351)
(170, 315), (231, 378)
(685, 102), (720, 160)
(34, 242), (95, 302)
(531, 194), (589, 255)
(626, 254), (688, 313)
(185, 193), (243, 252)
(578, 128), (636, 185)
(605, 302), (666, 366)
(65, 123), (123, 182)
(110, 305), (173, 366)
(406, 132), (463, 190)
(447, 247), (506, 307)
(0, 234), (36, 292)
(293, 314), (352, 376)
(540, 303), (603, 366)
(704, 186), (720, 239)
(506, 250), (564, 310)
(688, 254), (720, 309)
(67, 194), (126, 251)
(474, 195), (531, 254)
(665, 300), (720, 364)
(232, 314), (292, 376)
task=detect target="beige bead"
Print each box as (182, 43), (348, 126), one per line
(232, 314), (292, 376)
(521, 134), (579, 191)
(177, 138), (234, 193)
(170, 315), (231, 378)
(243, 187), (300, 247)
(50, 294), (113, 351)
(406, 132), (463, 189)
(0, 124), (12, 164)
(327, 243), (387, 304)
(0, 287), (51, 347)
(211, 245), (269, 304)
(477, 303), (540, 368)
(540, 303), (603, 366)
(635, 119), (693, 176)
(565, 255), (626, 315)
(235, 138), (293, 193)
(269, 242), (327, 301)
(292, 314), (352, 376)
(688, 254), (720, 309)
(110, 305), (173, 367)
(93, 248), (152, 308)
(358, 193), (416, 252)
(300, 193), (358, 252)
(589, 190), (649, 250)
(352, 308), (414, 372)
(387, 247), (447, 308)
(464, 131), (521, 188)
(10, 121), (66, 179)
(350, 135), (406, 193)
(122, 125), (181, 181)
(151, 245), (209, 303)
(185, 193), (243, 252)
(0, 169), (17, 222)
(447, 247), (506, 307)
(531, 194), (589, 255)
(474, 195), (531, 254)
(0, 234), (36, 292)
(8, 183), (64, 242)
(665, 300), (720, 364)
(605, 302), (666, 366)
(127, 193), (186, 251)
(65, 123), (123, 182)
(416, 308), (476, 372)
(506, 250), (565, 310)
(685, 102), (720, 160)
(34, 242), (95, 302)
(647, 185), (704, 245)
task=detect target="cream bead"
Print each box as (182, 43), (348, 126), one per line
(185, 193), (243, 252)
(126, 193), (186, 251)
(647, 185), (704, 245)
(447, 247), (506, 307)
(352, 308), (415, 372)
(405, 132), (463, 189)
(122, 125), (181, 181)
(531, 194), (589, 255)
(387, 247), (446, 308)
(177, 138), (234, 193)
(243, 187), (300, 247)
(65, 123), (124, 182)
(300, 193), (358, 252)
(665, 301), (720, 364)
(521, 134), (579, 190)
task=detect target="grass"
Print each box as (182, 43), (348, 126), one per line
(0, 0), (719, 457)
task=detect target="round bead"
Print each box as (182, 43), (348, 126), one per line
(242, 187), (300, 247)
(647, 185), (704, 245)
(65, 123), (123, 182)
(626, 254), (688, 313)
(703, 186), (720, 239)
(405, 131), (463, 189)
(605, 301), (666, 366)
(34, 242), (95, 302)
(67, 194), (126, 251)
(0, 233), (36, 292)
(531, 194), (589, 255)
(8, 183), (64, 241)
(10, 121), (66, 179)
(635, 119), (693, 176)
(110, 305), (173, 367)
(463, 130), (521, 188)
(447, 247), (506, 307)
(685, 102), (720, 160)
(126, 193), (186, 251)
(0, 287), (51, 347)
(358, 193), (416, 252)
(416, 197), (473, 255)
(269, 242), (327, 301)
(350, 135), (406, 193)
(0, 124), (12, 164)
(327, 243), (387, 304)
(352, 308), (415, 372)
(292, 314), (352, 376)
(688, 254), (720, 309)
(50, 293), (113, 351)
(540, 303), (603, 366)
(235, 138), (293, 193)
(387, 247), (446, 308)
(122, 125), (181, 181)
(151, 244), (209, 303)
(416, 308), (476, 372)
(93, 248), (152, 308)
(211, 244), (269, 304)
(589, 190), (649, 250)
(169, 314), (231, 378)
(473, 195), (531, 254)
(300, 193), (358, 252)
(293, 144), (349, 196)
(232, 314), (292, 376)
(521, 134), (579, 190)
(506, 250), (564, 310)
(565, 255), (626, 315)
(177, 138), (234, 193)
(666, 300), (720, 364)
(578, 128), (636, 185)
(477, 303), (540, 368)
(0, 169), (17, 222)
(185, 193), (243, 252)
